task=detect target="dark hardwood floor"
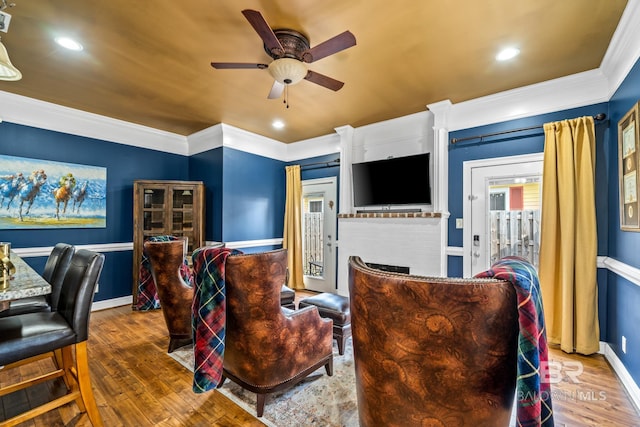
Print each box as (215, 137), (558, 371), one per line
(1, 293), (639, 426)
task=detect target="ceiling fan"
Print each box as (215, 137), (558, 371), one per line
(211, 9), (356, 103)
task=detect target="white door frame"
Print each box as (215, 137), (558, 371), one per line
(462, 153), (544, 277)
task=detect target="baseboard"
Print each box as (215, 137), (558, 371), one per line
(601, 341), (640, 414)
(92, 295), (132, 312)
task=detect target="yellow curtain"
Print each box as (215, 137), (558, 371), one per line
(283, 165), (304, 290)
(538, 116), (599, 355)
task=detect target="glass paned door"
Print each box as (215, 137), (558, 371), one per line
(302, 177), (337, 293)
(467, 156), (543, 276)
(303, 195), (324, 277)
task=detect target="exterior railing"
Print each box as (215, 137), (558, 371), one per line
(303, 212), (323, 276)
(489, 209), (541, 268)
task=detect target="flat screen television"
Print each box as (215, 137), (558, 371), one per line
(352, 153), (431, 208)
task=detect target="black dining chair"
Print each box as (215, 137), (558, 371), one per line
(0, 249), (105, 427)
(0, 243), (75, 318)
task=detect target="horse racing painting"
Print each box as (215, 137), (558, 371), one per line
(0, 155), (106, 229)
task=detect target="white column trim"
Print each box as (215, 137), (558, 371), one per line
(335, 125), (355, 214)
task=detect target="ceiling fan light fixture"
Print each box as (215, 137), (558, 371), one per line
(0, 40), (21, 81)
(268, 58), (307, 85)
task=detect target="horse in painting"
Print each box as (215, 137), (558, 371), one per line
(17, 169), (48, 221)
(72, 180), (88, 213)
(53, 173), (77, 220)
(0, 172), (26, 209)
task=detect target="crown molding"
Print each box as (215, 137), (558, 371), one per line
(186, 123), (224, 155)
(285, 133), (341, 162)
(443, 0), (640, 131)
(445, 69), (609, 132)
(219, 123), (288, 161)
(1, 0), (638, 158)
(600, 0), (640, 99)
(0, 90), (189, 155)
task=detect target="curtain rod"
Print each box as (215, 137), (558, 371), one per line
(450, 113), (607, 145)
(297, 158), (340, 170)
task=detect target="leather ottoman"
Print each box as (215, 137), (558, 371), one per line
(280, 285), (296, 309)
(298, 292), (351, 355)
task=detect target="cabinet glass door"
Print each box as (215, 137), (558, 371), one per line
(172, 187), (195, 253)
(142, 188), (166, 233)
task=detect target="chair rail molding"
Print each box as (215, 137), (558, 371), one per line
(14, 242), (133, 258)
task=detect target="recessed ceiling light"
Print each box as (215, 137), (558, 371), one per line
(272, 120), (285, 129)
(496, 47), (520, 61)
(55, 37), (83, 51)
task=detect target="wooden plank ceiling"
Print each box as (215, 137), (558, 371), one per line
(0, 0), (628, 143)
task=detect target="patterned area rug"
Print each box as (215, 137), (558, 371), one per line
(168, 339), (359, 427)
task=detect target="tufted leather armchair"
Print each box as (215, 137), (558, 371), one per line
(348, 256), (518, 427)
(144, 239), (194, 353)
(220, 249), (334, 417)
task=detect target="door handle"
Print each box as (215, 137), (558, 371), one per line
(473, 251), (480, 258)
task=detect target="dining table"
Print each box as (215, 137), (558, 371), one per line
(0, 250), (51, 311)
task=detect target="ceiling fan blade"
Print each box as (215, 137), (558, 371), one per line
(304, 70), (345, 91)
(241, 9), (285, 58)
(302, 31), (356, 63)
(211, 62), (268, 69)
(268, 81), (285, 99)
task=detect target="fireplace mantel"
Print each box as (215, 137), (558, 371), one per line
(338, 212), (443, 219)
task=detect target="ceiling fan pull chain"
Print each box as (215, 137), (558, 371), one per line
(284, 85), (290, 109)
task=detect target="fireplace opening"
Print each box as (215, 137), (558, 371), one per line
(366, 262), (410, 274)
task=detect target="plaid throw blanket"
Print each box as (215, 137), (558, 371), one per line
(191, 246), (242, 393)
(475, 256), (554, 427)
(136, 235), (192, 311)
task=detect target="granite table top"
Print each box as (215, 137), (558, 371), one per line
(0, 250), (51, 302)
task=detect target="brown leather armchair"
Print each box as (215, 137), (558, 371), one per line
(220, 249), (334, 417)
(144, 239), (193, 353)
(348, 256), (518, 427)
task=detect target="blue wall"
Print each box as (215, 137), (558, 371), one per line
(447, 56), (640, 387)
(0, 123), (339, 303)
(447, 103), (610, 342)
(222, 147), (285, 243)
(605, 56), (640, 383)
(0, 122), (188, 301)
(188, 148), (223, 241)
(448, 103), (609, 258)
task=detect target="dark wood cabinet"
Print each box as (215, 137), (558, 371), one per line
(132, 180), (205, 305)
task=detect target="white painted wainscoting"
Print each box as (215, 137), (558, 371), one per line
(337, 213), (447, 296)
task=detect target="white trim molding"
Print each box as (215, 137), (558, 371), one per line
(0, 90), (189, 155)
(602, 342), (640, 414)
(285, 133), (341, 162)
(446, 246), (464, 257)
(0, 2), (638, 161)
(92, 296), (132, 312)
(443, 69), (610, 133)
(601, 0), (640, 100)
(14, 242), (133, 258)
(602, 256), (640, 288)
(224, 238), (283, 249)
